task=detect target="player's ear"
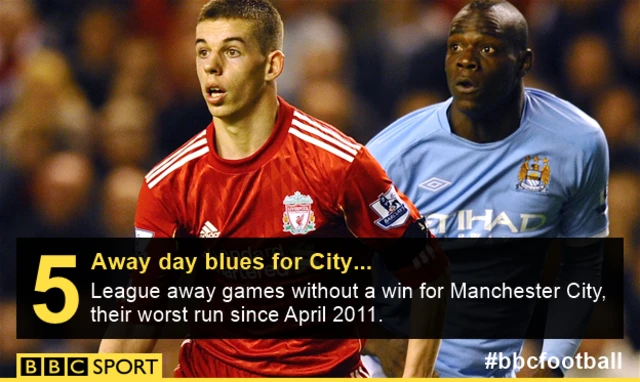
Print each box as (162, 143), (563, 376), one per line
(265, 50), (284, 82)
(518, 49), (533, 78)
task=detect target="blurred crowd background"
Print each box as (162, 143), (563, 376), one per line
(0, 0), (638, 377)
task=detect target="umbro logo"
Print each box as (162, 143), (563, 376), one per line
(419, 177), (452, 192)
(199, 221), (220, 238)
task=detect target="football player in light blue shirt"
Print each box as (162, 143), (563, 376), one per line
(364, 0), (609, 378)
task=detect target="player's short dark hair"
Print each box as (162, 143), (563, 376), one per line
(468, 0), (528, 52)
(198, 0), (283, 53)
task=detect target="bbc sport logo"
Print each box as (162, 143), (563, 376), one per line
(20, 357), (87, 377)
(17, 354), (161, 379)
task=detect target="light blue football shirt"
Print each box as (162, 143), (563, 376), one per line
(367, 88), (609, 377)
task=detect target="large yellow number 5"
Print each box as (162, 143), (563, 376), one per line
(33, 255), (79, 324)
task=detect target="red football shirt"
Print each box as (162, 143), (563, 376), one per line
(135, 98), (444, 377)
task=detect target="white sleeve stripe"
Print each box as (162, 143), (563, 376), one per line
(145, 130), (207, 180)
(146, 138), (207, 181)
(358, 365), (371, 378)
(293, 111), (361, 151)
(291, 119), (359, 155)
(147, 146), (210, 188)
(289, 127), (355, 162)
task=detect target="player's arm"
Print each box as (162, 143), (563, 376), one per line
(378, 220), (450, 378)
(532, 241), (604, 378)
(338, 148), (449, 378)
(403, 264), (449, 378)
(363, 255), (449, 378)
(534, 129), (609, 378)
(99, 182), (180, 353)
(99, 338), (159, 353)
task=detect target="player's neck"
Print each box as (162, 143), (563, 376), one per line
(450, 88), (525, 144)
(213, 92), (279, 160)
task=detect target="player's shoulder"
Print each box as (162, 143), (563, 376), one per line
(143, 125), (211, 191)
(367, 101), (447, 164)
(287, 105), (364, 167)
(524, 88), (606, 153)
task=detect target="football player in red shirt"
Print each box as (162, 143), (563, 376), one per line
(99, 0), (449, 377)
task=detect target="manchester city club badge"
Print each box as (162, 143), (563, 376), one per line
(283, 191), (316, 235)
(517, 155), (550, 192)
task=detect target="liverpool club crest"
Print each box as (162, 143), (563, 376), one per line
(517, 155), (550, 192)
(283, 191), (316, 235)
